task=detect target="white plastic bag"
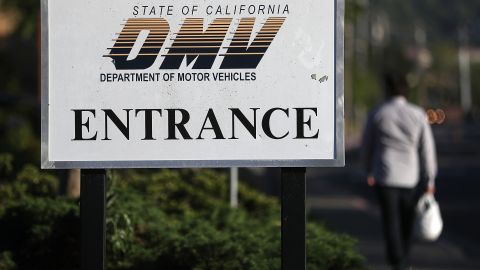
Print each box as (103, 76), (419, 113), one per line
(415, 194), (443, 241)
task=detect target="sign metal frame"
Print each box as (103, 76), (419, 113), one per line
(40, 0), (345, 169)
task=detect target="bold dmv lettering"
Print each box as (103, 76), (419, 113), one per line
(220, 17), (286, 69)
(108, 19), (170, 70)
(104, 17), (286, 70)
(161, 18), (232, 70)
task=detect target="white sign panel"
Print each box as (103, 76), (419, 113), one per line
(41, 0), (344, 168)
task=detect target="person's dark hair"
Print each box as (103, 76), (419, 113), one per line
(384, 72), (408, 97)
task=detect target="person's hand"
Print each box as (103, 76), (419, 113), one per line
(367, 175), (376, 187)
(426, 185), (435, 194)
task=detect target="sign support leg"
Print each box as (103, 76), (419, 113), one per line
(81, 169), (106, 270)
(281, 167), (306, 270)
(230, 167), (239, 208)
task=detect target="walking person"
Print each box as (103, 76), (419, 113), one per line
(362, 72), (438, 270)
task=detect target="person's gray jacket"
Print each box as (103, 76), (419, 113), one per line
(362, 96), (437, 188)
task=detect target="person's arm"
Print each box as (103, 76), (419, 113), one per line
(361, 112), (375, 185)
(419, 115), (438, 192)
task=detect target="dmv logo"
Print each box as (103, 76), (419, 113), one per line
(104, 17), (286, 70)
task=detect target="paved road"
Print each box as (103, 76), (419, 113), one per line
(306, 123), (480, 269)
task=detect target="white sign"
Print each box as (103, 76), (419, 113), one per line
(41, 0), (344, 168)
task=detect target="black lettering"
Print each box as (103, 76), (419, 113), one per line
(262, 108), (289, 139)
(167, 6), (173, 15)
(230, 108), (258, 139)
(294, 108), (319, 139)
(102, 109), (131, 140)
(135, 109), (162, 140)
(166, 109), (192, 140)
(206, 5), (213, 15)
(198, 109), (225, 139)
(73, 110), (97, 141)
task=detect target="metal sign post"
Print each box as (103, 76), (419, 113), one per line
(281, 167), (306, 270)
(230, 167), (239, 208)
(80, 169), (106, 270)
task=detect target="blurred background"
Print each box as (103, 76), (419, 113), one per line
(1, 0), (480, 269)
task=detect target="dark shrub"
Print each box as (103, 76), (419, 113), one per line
(0, 168), (366, 270)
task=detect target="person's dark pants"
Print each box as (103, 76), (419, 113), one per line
(376, 186), (423, 270)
